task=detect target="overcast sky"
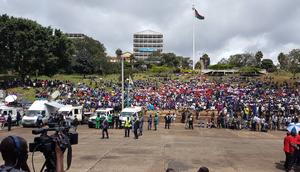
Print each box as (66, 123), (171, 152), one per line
(1, 0), (300, 64)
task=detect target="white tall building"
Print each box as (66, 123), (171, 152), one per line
(133, 30), (163, 59)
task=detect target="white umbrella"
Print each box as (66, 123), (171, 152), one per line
(5, 95), (17, 103)
(287, 123), (300, 134)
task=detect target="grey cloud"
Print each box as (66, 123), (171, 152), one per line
(0, 0), (300, 64)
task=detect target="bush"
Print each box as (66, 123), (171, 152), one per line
(239, 66), (261, 73)
(180, 69), (193, 73)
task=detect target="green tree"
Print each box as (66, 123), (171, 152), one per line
(0, 14), (73, 78)
(277, 52), (288, 70)
(217, 58), (229, 65)
(255, 51), (263, 67)
(195, 61), (202, 70)
(200, 54), (210, 69)
(72, 36), (107, 75)
(129, 54), (135, 69)
(161, 53), (177, 67)
(228, 53), (255, 67)
(261, 59), (275, 72)
(288, 49), (300, 78)
(181, 57), (191, 69)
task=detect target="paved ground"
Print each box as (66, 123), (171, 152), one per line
(0, 124), (290, 172)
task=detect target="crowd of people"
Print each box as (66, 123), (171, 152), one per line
(2, 75), (300, 133)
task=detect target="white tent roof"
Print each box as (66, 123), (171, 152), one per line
(45, 101), (64, 109)
(28, 100), (48, 111)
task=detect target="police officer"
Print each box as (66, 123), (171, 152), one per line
(124, 117), (132, 137)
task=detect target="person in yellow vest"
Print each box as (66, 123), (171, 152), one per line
(124, 117), (132, 137)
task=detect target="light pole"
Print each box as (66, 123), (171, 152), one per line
(115, 49), (124, 110)
(126, 78), (130, 107)
(121, 55), (124, 110)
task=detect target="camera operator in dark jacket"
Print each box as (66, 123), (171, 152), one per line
(0, 135), (65, 172)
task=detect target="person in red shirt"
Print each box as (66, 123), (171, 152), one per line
(284, 132), (291, 169)
(284, 131), (298, 171)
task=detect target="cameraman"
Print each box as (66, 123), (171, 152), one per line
(0, 136), (30, 171)
(0, 136), (65, 172)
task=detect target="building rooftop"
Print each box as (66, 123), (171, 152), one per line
(134, 30), (162, 35)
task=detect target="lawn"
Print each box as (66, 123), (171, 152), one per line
(7, 87), (36, 102)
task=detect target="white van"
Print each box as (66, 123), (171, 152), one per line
(88, 108), (114, 128)
(22, 100), (63, 127)
(58, 105), (83, 122)
(119, 106), (143, 127)
(0, 105), (24, 124)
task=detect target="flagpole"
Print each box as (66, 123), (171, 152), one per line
(192, 1), (195, 70)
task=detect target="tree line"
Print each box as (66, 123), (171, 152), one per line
(209, 50), (300, 76)
(0, 14), (122, 78)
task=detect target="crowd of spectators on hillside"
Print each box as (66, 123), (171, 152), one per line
(1, 75), (300, 132)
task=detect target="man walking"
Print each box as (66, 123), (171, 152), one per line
(154, 114), (159, 131)
(16, 111), (21, 126)
(102, 118), (109, 139)
(7, 113), (12, 131)
(189, 115), (194, 129)
(124, 117), (132, 137)
(133, 118), (140, 139)
(73, 115), (79, 131)
(139, 116), (144, 136)
(164, 114), (168, 129)
(115, 114), (120, 129)
(165, 113), (171, 129)
(148, 115), (152, 130)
